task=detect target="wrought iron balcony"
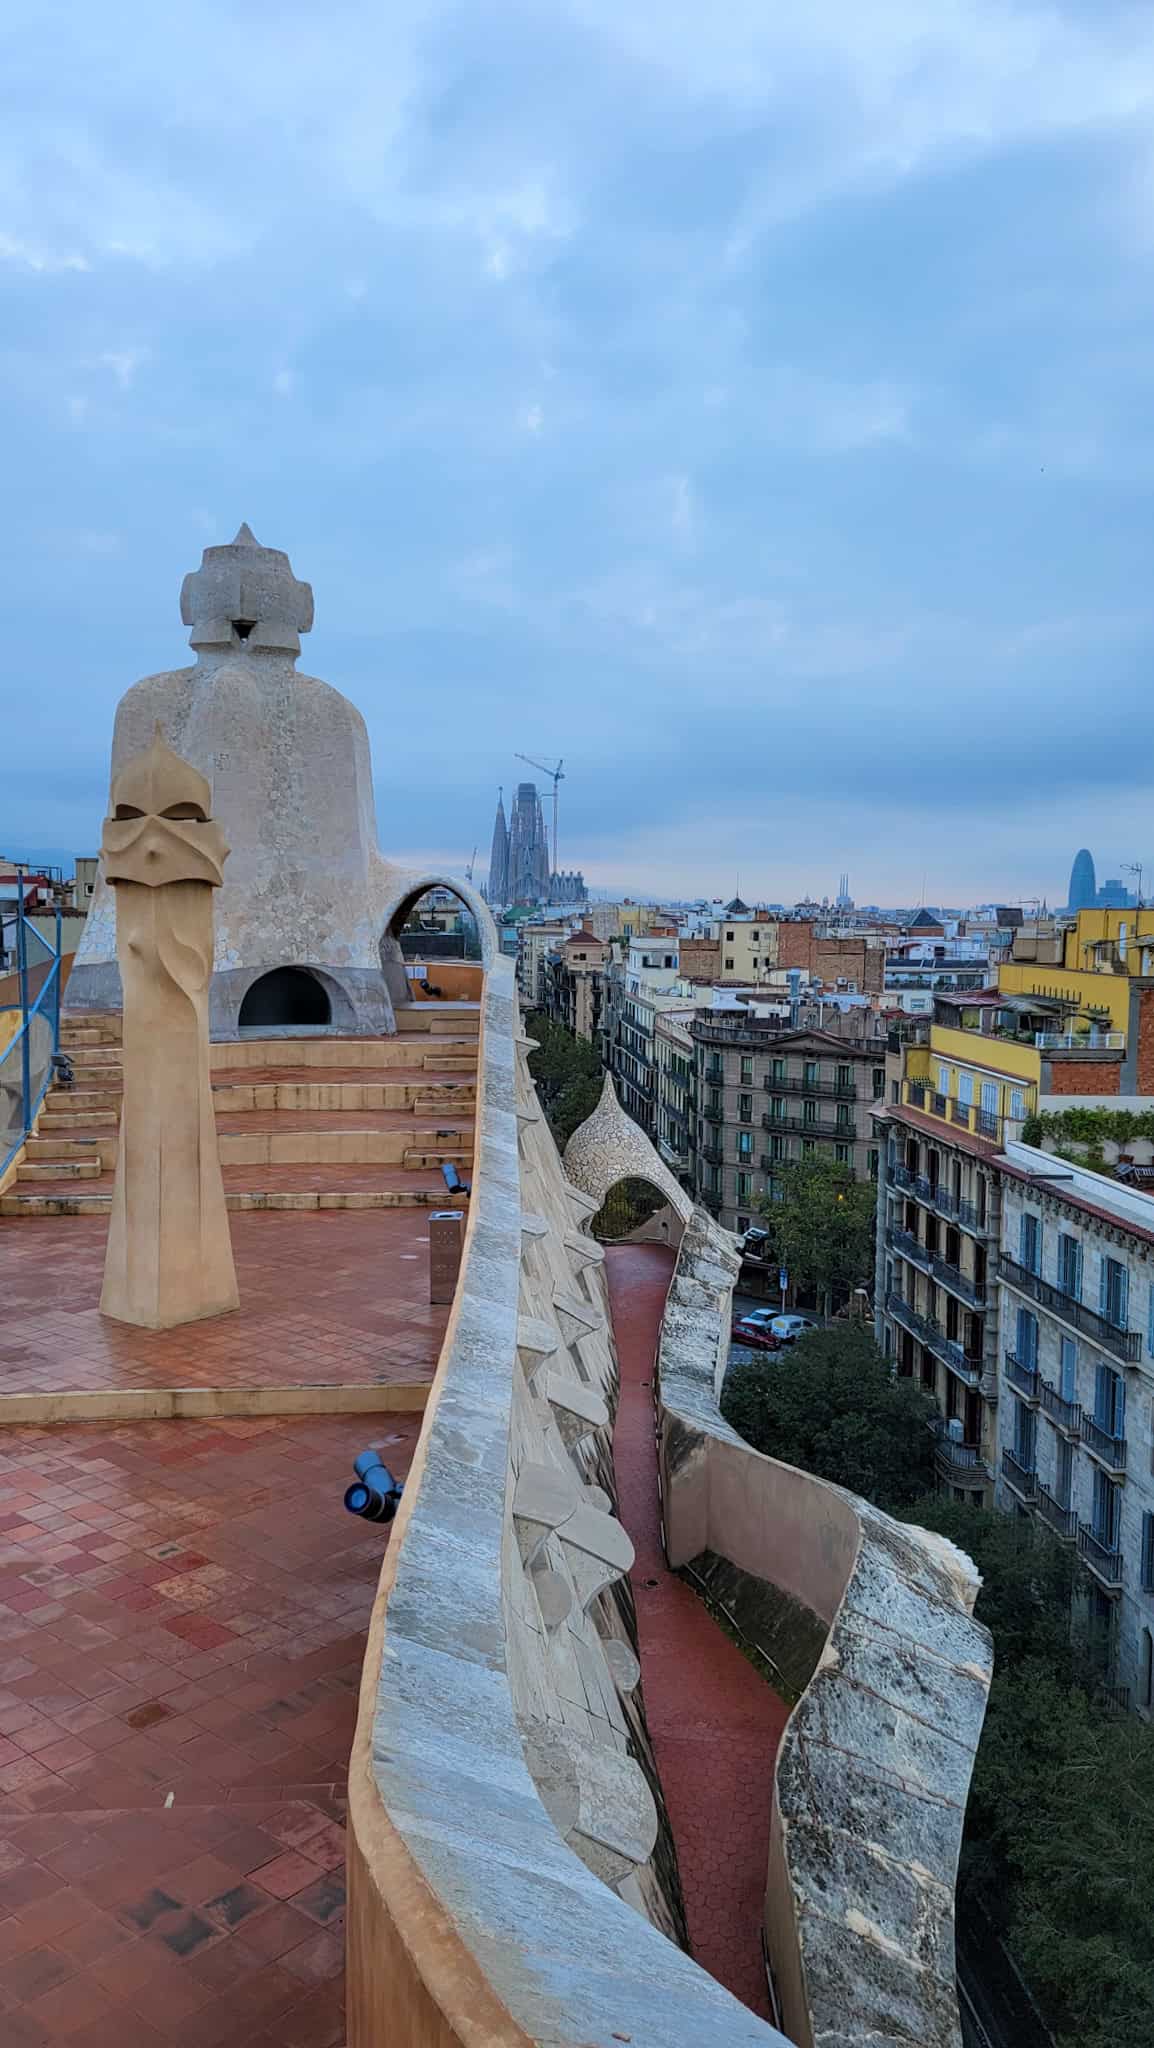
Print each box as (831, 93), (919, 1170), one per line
(932, 1092), (948, 1116)
(700, 1142), (724, 1167)
(702, 1102), (725, 1125)
(975, 1109), (1000, 1139)
(949, 1099), (972, 1129)
(887, 1225), (931, 1271)
(907, 1084), (926, 1109)
(1077, 1523), (1124, 1590)
(885, 1292), (979, 1382)
(934, 1429), (987, 1478)
(932, 1255), (985, 1308)
(760, 1111), (840, 1139)
(1036, 1386), (1078, 1445)
(1036, 1484), (1077, 1541)
(1004, 1350), (1040, 1401)
(1080, 1413), (1127, 1475)
(763, 1073), (858, 1099)
(999, 1256), (1142, 1362)
(890, 1161), (915, 1191)
(1002, 1451), (1038, 1500)
(759, 1154), (782, 1174)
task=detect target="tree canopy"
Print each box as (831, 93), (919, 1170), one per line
(756, 1155), (876, 1308)
(523, 1010), (604, 1148)
(721, 1321), (937, 1512)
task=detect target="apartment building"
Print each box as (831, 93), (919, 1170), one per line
(516, 918), (570, 1007)
(603, 939), (683, 1136)
(875, 1021), (1039, 1504)
(690, 1014), (887, 1234)
(995, 1143), (1154, 1712)
(654, 1009), (695, 1184)
(540, 927), (611, 1045)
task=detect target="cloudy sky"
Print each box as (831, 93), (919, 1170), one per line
(4, 0), (1154, 907)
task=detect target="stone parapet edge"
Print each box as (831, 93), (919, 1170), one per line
(346, 951), (790, 2048)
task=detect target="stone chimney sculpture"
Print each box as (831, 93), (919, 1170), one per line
(99, 729), (240, 1329)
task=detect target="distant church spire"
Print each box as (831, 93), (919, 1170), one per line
(487, 787), (509, 906)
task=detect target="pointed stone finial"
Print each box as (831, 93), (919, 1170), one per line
(232, 522), (260, 546)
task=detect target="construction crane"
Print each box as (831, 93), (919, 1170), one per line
(464, 846), (477, 882)
(515, 754), (565, 876)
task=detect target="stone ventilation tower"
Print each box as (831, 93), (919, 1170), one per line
(487, 788), (509, 906)
(68, 524), (398, 1037)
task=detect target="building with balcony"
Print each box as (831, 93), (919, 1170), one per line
(998, 905), (1154, 1092)
(873, 1018), (1039, 1504)
(995, 1142), (1154, 1711)
(690, 1014), (886, 1235)
(540, 926), (611, 1046)
(654, 1007), (695, 1182)
(876, 1108), (1003, 1508)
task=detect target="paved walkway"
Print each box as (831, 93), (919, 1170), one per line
(0, 1410), (420, 2048)
(0, 1213), (449, 1398)
(604, 1243), (789, 2019)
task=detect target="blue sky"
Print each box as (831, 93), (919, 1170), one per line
(4, 0), (1154, 906)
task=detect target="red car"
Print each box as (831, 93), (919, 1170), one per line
(732, 1317), (781, 1352)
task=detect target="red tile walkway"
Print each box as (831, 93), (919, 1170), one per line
(0, 1212), (449, 1397)
(604, 1243), (789, 2019)
(0, 1410), (419, 2047)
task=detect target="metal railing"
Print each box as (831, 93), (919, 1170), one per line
(1036, 1030), (1124, 1050)
(935, 1429), (986, 1476)
(888, 1225), (931, 1270)
(1004, 1350), (1039, 1400)
(702, 1102), (725, 1124)
(999, 1256), (1142, 1362)
(1077, 1523), (1124, 1589)
(0, 890), (63, 1179)
(760, 1110), (842, 1138)
(975, 1109), (1000, 1139)
(950, 1099), (972, 1128)
(885, 1291), (980, 1382)
(1080, 1413), (1127, 1474)
(700, 1186), (723, 1214)
(699, 1142), (724, 1166)
(1039, 1378), (1081, 1433)
(1002, 1451), (1038, 1500)
(932, 1254), (985, 1307)
(932, 1091), (948, 1116)
(907, 1084), (926, 1109)
(763, 1073), (858, 1099)
(1036, 1485), (1077, 1540)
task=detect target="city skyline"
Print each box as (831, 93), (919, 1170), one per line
(5, 6), (1154, 911)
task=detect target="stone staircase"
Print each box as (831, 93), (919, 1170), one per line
(2, 1004), (480, 1216)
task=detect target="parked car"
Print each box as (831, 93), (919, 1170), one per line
(768, 1313), (820, 1345)
(731, 1316), (781, 1352)
(732, 1305), (775, 1332)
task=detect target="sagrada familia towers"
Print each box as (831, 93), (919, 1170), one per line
(486, 782), (551, 907)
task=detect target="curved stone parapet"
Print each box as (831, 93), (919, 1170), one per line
(347, 952), (792, 2048)
(563, 1073), (694, 1222)
(657, 1206), (993, 2048)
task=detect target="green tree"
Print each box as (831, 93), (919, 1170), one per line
(522, 1010), (603, 1144)
(721, 1322), (937, 1512)
(757, 1155), (876, 1312)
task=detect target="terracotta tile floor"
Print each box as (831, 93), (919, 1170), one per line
(0, 1212), (449, 1395)
(0, 1410), (418, 2046)
(605, 1244), (789, 2019)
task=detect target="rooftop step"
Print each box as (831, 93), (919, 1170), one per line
(39, 1110), (118, 1130)
(64, 1045), (123, 1069)
(25, 1138), (105, 1162)
(16, 1158), (102, 1183)
(46, 1089), (122, 1113)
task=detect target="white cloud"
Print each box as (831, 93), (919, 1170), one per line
(521, 402), (543, 434)
(98, 348), (147, 390)
(0, 231), (88, 273)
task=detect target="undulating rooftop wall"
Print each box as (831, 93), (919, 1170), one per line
(347, 950), (792, 2048)
(347, 945), (991, 2048)
(658, 1209), (994, 2048)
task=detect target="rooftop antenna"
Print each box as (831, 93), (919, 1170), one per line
(1122, 861), (1144, 910)
(515, 754), (565, 875)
